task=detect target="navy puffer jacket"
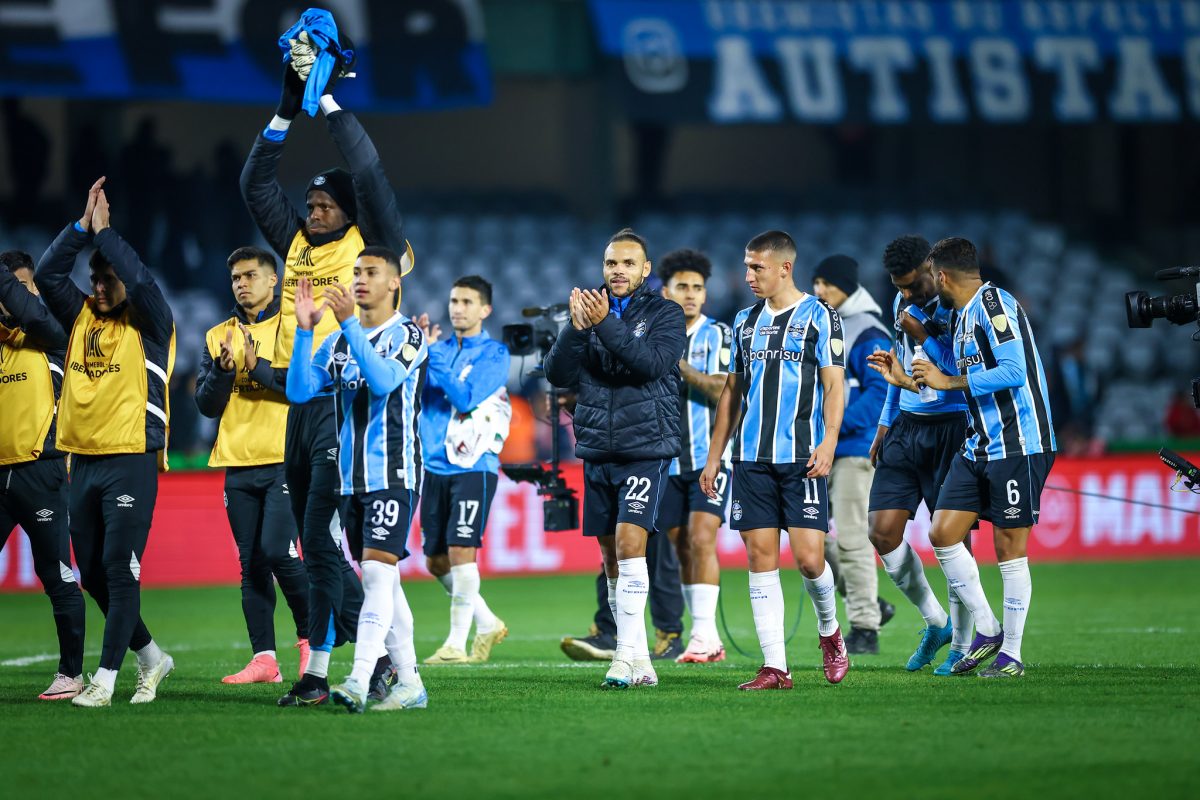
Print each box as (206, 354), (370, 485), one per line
(544, 282), (685, 463)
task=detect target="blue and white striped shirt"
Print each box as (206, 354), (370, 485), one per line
(932, 284), (1056, 462)
(672, 315), (733, 475)
(287, 313), (428, 494)
(879, 292), (969, 426)
(731, 295), (845, 464)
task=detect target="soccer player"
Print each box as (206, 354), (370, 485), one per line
(36, 178), (176, 707)
(657, 248), (732, 663)
(195, 247), (310, 684)
(700, 230), (848, 690)
(898, 237), (1055, 678)
(810, 255), (891, 655)
(287, 247), (428, 712)
(241, 54), (414, 705)
(415, 276), (511, 664)
(866, 236), (975, 675)
(544, 228), (685, 689)
(0, 250), (86, 701)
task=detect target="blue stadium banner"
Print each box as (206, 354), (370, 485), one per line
(0, 0), (491, 112)
(588, 0), (1200, 124)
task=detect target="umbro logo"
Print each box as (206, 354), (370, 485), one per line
(1004, 507), (1021, 518)
(327, 448), (338, 461)
(803, 506), (819, 517)
(35, 508), (53, 522)
(370, 526), (389, 540)
(627, 501), (645, 512)
(282, 484), (290, 495)
(117, 495), (135, 508)
(333, 351), (350, 363)
(456, 526), (474, 537)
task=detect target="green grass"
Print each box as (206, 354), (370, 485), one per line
(2, 561), (1198, 799)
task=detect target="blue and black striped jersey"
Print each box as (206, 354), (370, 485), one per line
(307, 313), (428, 494)
(953, 284), (1056, 462)
(731, 295), (845, 464)
(673, 315), (732, 474)
(879, 293), (969, 427)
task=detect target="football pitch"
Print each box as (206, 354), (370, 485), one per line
(2, 560), (1197, 799)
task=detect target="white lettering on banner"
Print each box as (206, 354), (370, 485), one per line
(971, 37), (1030, 120)
(924, 36), (969, 120)
(1081, 473), (1126, 546)
(1034, 37), (1102, 120)
(775, 37), (844, 120)
(708, 36), (784, 121)
(848, 36), (915, 121)
(1110, 37), (1181, 119)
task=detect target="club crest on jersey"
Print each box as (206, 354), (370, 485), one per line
(731, 500), (743, 521)
(787, 323), (805, 338)
(633, 320), (648, 338)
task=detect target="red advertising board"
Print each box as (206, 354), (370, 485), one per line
(2, 455), (1197, 591)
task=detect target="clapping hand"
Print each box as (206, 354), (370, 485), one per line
(295, 278), (327, 331)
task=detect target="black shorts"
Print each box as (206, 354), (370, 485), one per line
(730, 461), (829, 532)
(582, 459), (669, 537)
(420, 471), (498, 556)
(869, 411), (968, 517)
(341, 487), (416, 559)
(935, 452), (1056, 528)
(657, 468), (731, 529)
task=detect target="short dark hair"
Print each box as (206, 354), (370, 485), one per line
(745, 230), (797, 261)
(358, 245), (403, 275)
(927, 237), (979, 274)
(659, 248), (712, 285)
(0, 250), (33, 274)
(882, 235), (931, 278)
(88, 249), (111, 273)
(453, 275), (493, 306)
(227, 246), (277, 272)
(607, 227), (649, 261)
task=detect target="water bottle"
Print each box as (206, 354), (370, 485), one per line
(912, 345), (938, 403)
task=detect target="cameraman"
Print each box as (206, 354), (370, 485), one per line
(544, 228), (685, 688)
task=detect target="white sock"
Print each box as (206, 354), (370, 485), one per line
(615, 558), (649, 662)
(689, 583), (721, 643)
(998, 557), (1031, 662)
(446, 563), (479, 651)
(803, 563), (840, 638)
(267, 115), (292, 132)
(472, 578), (498, 635)
(682, 583), (696, 620)
(947, 580), (974, 651)
(135, 640), (165, 669)
(306, 650), (330, 679)
(880, 542), (948, 628)
(349, 561), (395, 686)
(933, 543), (1000, 637)
(748, 570), (787, 672)
(94, 667), (118, 693)
(253, 650), (277, 660)
(387, 568), (422, 688)
(437, 573), (453, 596)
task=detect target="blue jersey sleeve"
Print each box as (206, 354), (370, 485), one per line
(341, 317), (427, 395)
(879, 383), (900, 427)
(709, 322), (733, 375)
(429, 340), (510, 413)
(285, 327), (334, 403)
(732, 311), (748, 373)
(965, 289), (1026, 397)
(816, 302), (845, 369)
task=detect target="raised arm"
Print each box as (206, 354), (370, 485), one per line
(34, 223), (89, 331)
(428, 341), (509, 413)
(285, 327), (334, 403)
(543, 325), (589, 389)
(340, 316), (427, 395)
(327, 110), (407, 256)
(0, 269), (67, 353)
(91, 201), (173, 343)
(591, 299), (686, 382)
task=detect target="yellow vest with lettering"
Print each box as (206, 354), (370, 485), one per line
(0, 323), (58, 466)
(273, 227), (414, 366)
(59, 299), (176, 463)
(205, 314), (288, 467)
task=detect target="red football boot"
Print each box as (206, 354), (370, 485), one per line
(819, 628), (850, 684)
(738, 666), (793, 690)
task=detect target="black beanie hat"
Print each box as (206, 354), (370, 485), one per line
(814, 254), (860, 295)
(307, 168), (357, 222)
